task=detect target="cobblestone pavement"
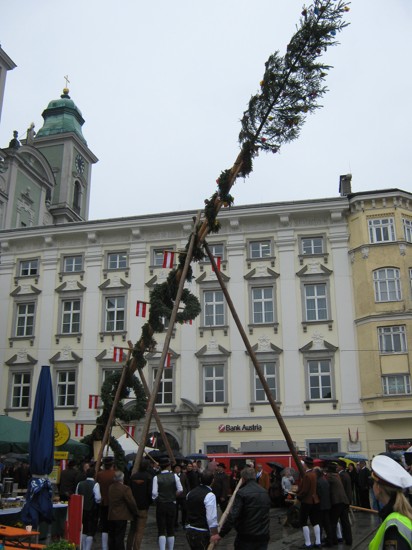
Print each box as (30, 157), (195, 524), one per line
(92, 506), (379, 549)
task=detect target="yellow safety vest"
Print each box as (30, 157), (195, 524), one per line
(369, 512), (412, 550)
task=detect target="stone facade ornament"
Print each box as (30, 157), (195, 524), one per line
(257, 335), (271, 352)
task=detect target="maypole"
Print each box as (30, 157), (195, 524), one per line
(96, 0), (350, 475)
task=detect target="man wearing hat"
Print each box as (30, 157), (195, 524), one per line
(212, 463), (230, 512)
(369, 455), (412, 549)
(96, 456), (116, 550)
(152, 457), (183, 550)
(325, 461), (352, 547)
(297, 457), (322, 549)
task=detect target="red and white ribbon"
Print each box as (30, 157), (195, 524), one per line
(162, 251), (175, 268)
(136, 301), (147, 317)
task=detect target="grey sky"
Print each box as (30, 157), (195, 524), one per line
(1, 1), (411, 220)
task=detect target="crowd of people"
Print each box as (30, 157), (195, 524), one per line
(1, 452), (411, 550)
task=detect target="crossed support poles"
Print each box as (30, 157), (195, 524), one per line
(96, 207), (304, 479)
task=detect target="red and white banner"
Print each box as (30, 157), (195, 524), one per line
(75, 423), (84, 437)
(184, 319), (193, 325)
(212, 256), (221, 272)
(162, 251), (175, 268)
(113, 346), (125, 362)
(125, 425), (135, 439)
(164, 352), (172, 368)
(88, 394), (99, 409)
(136, 301), (147, 317)
(149, 434), (157, 447)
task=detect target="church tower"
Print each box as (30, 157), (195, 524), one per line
(34, 87), (98, 223)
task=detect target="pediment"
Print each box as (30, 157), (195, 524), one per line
(296, 263), (333, 277)
(50, 349), (82, 363)
(196, 271), (230, 284)
(299, 334), (338, 353)
(55, 280), (86, 293)
(99, 277), (131, 290)
(10, 284), (41, 297)
(195, 338), (231, 357)
(246, 336), (283, 355)
(5, 352), (37, 366)
(244, 266), (279, 280)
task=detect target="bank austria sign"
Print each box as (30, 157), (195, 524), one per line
(218, 424), (262, 432)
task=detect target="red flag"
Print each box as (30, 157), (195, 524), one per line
(150, 434), (157, 447)
(136, 301), (147, 317)
(113, 347), (125, 362)
(125, 425), (135, 438)
(75, 423), (84, 437)
(184, 319), (193, 325)
(162, 251), (175, 268)
(164, 352), (172, 368)
(212, 256), (221, 272)
(88, 394), (99, 409)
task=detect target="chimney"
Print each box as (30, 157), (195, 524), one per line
(339, 174), (352, 196)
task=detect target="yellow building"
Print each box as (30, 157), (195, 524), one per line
(347, 183), (412, 457)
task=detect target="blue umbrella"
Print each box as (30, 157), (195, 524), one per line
(344, 453), (369, 462)
(21, 366), (55, 527)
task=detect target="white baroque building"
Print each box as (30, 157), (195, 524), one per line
(2, 45), (410, 459)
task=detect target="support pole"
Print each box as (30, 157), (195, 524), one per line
(94, 347), (132, 475)
(115, 420), (158, 466)
(204, 242), (305, 478)
(127, 340), (175, 464)
(132, 213), (201, 474)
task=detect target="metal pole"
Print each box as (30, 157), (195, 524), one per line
(204, 242), (305, 478)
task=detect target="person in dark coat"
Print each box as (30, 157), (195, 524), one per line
(211, 463), (230, 512)
(314, 468), (334, 547)
(96, 456), (116, 550)
(213, 467), (271, 549)
(358, 460), (371, 509)
(127, 460), (153, 550)
(108, 471), (138, 550)
(186, 462), (200, 491)
(59, 460), (78, 501)
(173, 463), (190, 529)
(325, 462), (352, 546)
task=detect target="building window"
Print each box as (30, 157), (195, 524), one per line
(63, 255), (83, 272)
(373, 268), (401, 302)
(378, 325), (407, 353)
(403, 218), (412, 243)
(301, 237), (324, 255)
(204, 290), (225, 326)
(308, 441), (339, 458)
(204, 243), (224, 262)
(382, 375), (411, 396)
(56, 370), (76, 407)
(105, 296), (125, 332)
(15, 303), (35, 337)
(254, 362), (277, 402)
(153, 368), (173, 404)
(308, 359), (332, 400)
(61, 299), (81, 334)
(249, 241), (271, 259)
(19, 259), (39, 277)
(304, 283), (328, 321)
(73, 181), (81, 213)
(107, 252), (127, 270)
(11, 372), (31, 408)
(203, 364), (225, 403)
(152, 248), (174, 267)
(368, 217), (396, 243)
(251, 287), (274, 324)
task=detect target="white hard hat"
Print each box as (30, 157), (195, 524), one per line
(371, 455), (412, 490)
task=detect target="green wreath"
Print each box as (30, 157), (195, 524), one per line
(81, 433), (127, 472)
(100, 370), (147, 423)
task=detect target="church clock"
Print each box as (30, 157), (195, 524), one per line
(75, 154), (85, 174)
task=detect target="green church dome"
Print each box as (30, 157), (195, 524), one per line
(36, 88), (87, 144)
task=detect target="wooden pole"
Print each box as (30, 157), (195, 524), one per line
(132, 212), (201, 474)
(350, 505), (379, 514)
(207, 477), (243, 550)
(204, 242), (305, 478)
(94, 346), (132, 474)
(127, 340), (175, 464)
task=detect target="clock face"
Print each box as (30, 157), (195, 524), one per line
(75, 154), (85, 174)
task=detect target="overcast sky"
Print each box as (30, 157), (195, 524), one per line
(1, 1), (411, 221)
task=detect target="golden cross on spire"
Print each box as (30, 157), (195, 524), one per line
(64, 75), (70, 88)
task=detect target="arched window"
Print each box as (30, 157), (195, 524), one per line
(73, 181), (81, 213)
(373, 267), (401, 302)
